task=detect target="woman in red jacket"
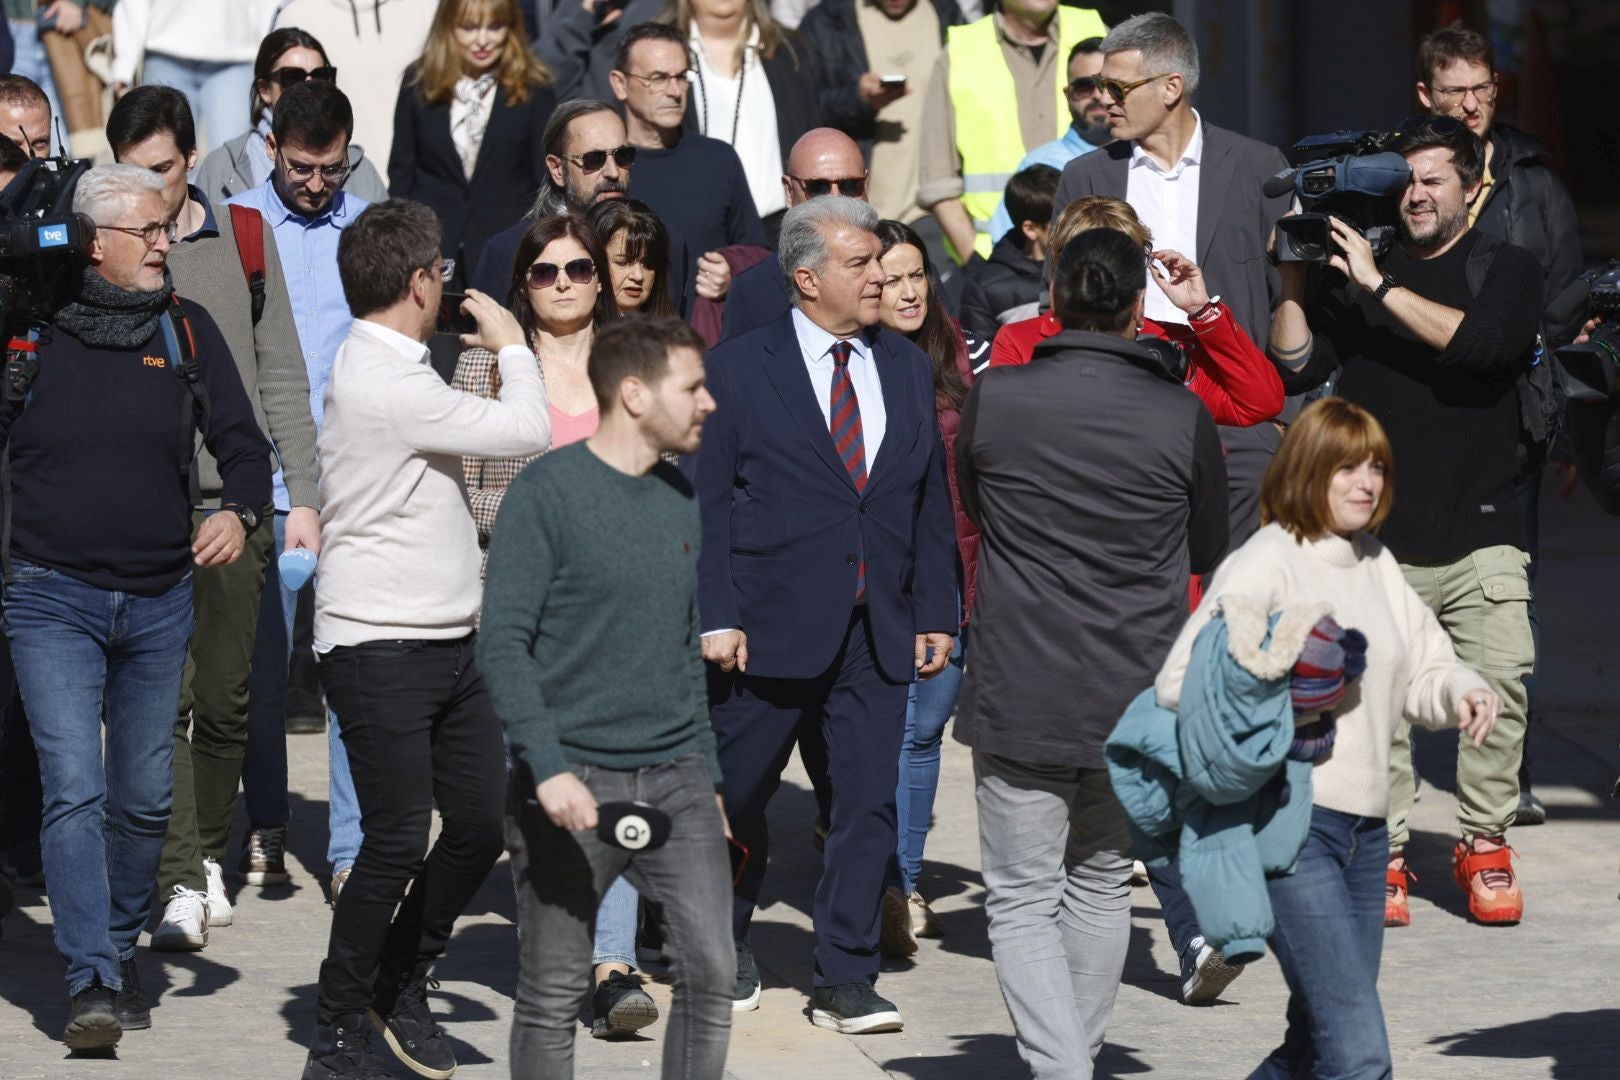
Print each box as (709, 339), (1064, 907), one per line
(990, 196), (1284, 428)
(872, 219), (981, 957)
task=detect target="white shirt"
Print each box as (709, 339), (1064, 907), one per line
(313, 320), (551, 648)
(690, 26), (786, 219)
(1126, 111), (1204, 327)
(792, 308), (887, 469)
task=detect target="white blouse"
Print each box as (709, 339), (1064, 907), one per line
(688, 25), (785, 219)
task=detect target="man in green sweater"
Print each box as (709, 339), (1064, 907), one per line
(478, 315), (734, 1080)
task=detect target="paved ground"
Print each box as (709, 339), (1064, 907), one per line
(1, 487), (1617, 1079)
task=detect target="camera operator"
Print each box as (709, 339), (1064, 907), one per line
(1269, 118), (1543, 930)
(0, 164), (270, 1051)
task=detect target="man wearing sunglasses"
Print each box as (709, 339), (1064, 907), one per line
(918, 0), (1107, 264)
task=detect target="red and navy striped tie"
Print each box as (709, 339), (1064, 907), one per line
(829, 340), (867, 599)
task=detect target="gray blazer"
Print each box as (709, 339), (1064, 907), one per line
(193, 130), (391, 206)
(1052, 120), (1290, 349)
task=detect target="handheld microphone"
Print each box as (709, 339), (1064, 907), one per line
(279, 548), (317, 591)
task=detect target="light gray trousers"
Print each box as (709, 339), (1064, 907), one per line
(973, 751), (1134, 1080)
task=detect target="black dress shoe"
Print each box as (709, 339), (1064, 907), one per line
(116, 957), (151, 1030)
(63, 981), (122, 1052)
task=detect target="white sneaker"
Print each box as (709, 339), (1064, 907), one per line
(203, 857), (233, 926)
(150, 885), (210, 951)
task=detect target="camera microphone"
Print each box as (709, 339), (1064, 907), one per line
(1262, 168), (1299, 200)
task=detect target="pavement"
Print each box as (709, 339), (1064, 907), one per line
(1, 488), (1617, 1079)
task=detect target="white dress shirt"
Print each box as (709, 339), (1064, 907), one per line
(792, 308), (887, 469)
(690, 26), (787, 220)
(1126, 111), (1204, 327)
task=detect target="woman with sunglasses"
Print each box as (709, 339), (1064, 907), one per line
(868, 219), (981, 957)
(589, 198), (677, 317)
(663, 0), (824, 242)
(192, 27), (390, 204)
(391, 0), (557, 286)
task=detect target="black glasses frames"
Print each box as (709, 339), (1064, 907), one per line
(791, 175), (868, 198)
(565, 145), (637, 174)
(267, 65), (337, 89)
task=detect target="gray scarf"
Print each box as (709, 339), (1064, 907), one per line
(54, 266), (175, 349)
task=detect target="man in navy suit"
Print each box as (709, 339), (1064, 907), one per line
(693, 197), (958, 1034)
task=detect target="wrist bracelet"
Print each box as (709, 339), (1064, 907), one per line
(1189, 296), (1222, 322)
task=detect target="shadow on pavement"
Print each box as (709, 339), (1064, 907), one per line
(1429, 1008), (1619, 1077)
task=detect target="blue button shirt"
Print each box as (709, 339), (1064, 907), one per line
(227, 181), (369, 510)
(988, 127), (1105, 244)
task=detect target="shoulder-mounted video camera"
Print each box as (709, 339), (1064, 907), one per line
(1266, 129), (1413, 263)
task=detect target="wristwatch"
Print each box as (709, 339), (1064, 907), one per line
(1372, 273), (1400, 302)
(223, 503), (261, 532)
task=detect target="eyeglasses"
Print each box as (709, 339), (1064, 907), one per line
(1097, 72), (1172, 103)
(527, 257), (596, 289)
(434, 258), (456, 283)
(1066, 76), (1101, 97)
(98, 219), (179, 248)
(626, 69), (690, 93)
(789, 175), (868, 198)
(281, 157), (351, 184)
(565, 145), (636, 173)
(1428, 77), (1496, 105)
(266, 65), (337, 88)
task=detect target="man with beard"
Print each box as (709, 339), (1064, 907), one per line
(987, 37), (1110, 243)
(470, 98), (690, 309)
(1269, 117), (1543, 930)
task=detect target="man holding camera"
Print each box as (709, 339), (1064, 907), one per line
(1269, 119), (1543, 929)
(1, 164), (270, 1050)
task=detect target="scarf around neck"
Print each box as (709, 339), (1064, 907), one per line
(54, 266), (176, 350)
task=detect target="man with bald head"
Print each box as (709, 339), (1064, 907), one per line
(718, 128), (872, 340)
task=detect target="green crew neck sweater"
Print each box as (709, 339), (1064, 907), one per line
(476, 441), (720, 789)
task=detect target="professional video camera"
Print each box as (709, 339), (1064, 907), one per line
(1267, 129), (1413, 263)
(0, 154), (96, 403)
(1555, 261), (1620, 403)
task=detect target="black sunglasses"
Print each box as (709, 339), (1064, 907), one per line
(266, 65), (337, 88)
(565, 145), (636, 173)
(527, 257), (596, 289)
(1066, 76), (1101, 96)
(792, 175), (867, 198)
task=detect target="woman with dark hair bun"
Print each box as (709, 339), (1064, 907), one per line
(589, 198), (676, 318)
(952, 226), (1233, 1072)
(191, 26), (390, 203)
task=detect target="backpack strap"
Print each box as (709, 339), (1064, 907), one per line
(228, 202), (267, 326)
(163, 295), (212, 505)
(1464, 231), (1504, 298)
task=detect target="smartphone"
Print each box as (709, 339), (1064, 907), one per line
(35, 8), (58, 31)
(727, 835), (750, 886)
(437, 290), (470, 333)
(879, 74), (907, 89)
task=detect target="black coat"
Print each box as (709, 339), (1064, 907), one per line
(1568, 395), (1620, 515)
(797, 0), (964, 154)
(682, 35), (825, 177)
(953, 330), (1229, 768)
(957, 234), (1044, 343)
(388, 77), (557, 280)
(1478, 125), (1584, 347)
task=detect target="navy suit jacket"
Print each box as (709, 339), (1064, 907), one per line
(693, 312), (958, 682)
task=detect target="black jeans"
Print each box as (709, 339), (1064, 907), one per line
(314, 635), (505, 1021)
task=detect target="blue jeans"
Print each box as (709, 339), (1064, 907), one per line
(7, 20), (63, 149)
(593, 876), (639, 968)
(138, 52), (253, 156)
(1250, 806), (1392, 1080)
(2, 562), (195, 995)
(895, 631), (963, 895)
(241, 512), (361, 872)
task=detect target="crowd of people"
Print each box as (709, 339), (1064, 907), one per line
(0, 3), (1610, 1080)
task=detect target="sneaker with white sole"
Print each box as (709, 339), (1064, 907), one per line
(733, 939), (761, 1012)
(809, 982), (903, 1034)
(202, 857), (232, 926)
(240, 825), (291, 886)
(150, 886), (210, 951)
(1180, 935), (1244, 1005)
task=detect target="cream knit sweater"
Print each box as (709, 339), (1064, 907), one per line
(1155, 523), (1488, 819)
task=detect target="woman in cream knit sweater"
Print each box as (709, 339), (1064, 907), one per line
(1154, 398), (1500, 1080)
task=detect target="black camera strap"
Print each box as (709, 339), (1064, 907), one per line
(0, 333), (40, 584)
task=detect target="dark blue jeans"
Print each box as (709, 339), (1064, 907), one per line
(1250, 806), (1392, 1080)
(2, 562), (195, 995)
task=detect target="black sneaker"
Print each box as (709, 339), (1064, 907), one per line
(301, 1014), (395, 1080)
(368, 964), (456, 1080)
(116, 957), (151, 1031)
(1514, 789), (1548, 826)
(733, 939), (760, 1012)
(63, 981), (122, 1052)
(809, 982), (902, 1034)
(1179, 935), (1244, 1005)
(591, 970), (659, 1038)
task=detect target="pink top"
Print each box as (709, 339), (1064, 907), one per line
(549, 404), (600, 449)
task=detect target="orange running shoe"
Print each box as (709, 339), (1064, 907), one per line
(1453, 836), (1523, 925)
(1385, 855), (1415, 928)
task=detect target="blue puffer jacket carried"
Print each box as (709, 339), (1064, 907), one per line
(1105, 596), (1327, 964)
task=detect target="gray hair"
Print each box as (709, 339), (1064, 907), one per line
(530, 98), (619, 219)
(73, 164), (164, 224)
(1101, 12), (1200, 96)
(778, 196), (881, 302)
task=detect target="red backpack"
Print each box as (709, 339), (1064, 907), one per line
(228, 202), (267, 325)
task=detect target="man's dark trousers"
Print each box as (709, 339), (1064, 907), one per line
(711, 607), (908, 987)
(159, 509), (274, 895)
(314, 635), (505, 1019)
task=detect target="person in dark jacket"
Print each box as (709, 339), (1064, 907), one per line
(954, 226), (1228, 1076)
(1565, 316), (1620, 514)
(957, 164), (1056, 343)
(389, 0), (557, 283)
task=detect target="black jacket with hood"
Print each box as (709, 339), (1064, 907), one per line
(1477, 124), (1583, 346)
(957, 233), (1045, 344)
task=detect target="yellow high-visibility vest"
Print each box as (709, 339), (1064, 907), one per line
(945, 7), (1107, 260)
